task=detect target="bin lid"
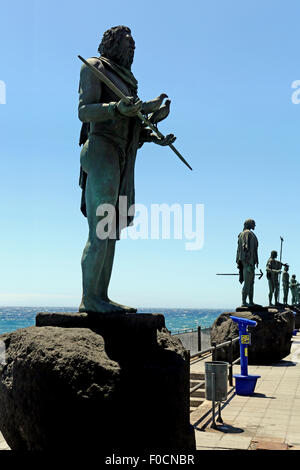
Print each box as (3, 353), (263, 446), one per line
(205, 361), (229, 365)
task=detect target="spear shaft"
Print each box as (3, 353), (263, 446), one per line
(78, 55), (192, 171)
(216, 269), (264, 279)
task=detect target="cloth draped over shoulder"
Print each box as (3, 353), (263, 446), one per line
(78, 56), (143, 230)
(236, 229), (259, 266)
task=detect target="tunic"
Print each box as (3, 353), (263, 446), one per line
(78, 56), (148, 234)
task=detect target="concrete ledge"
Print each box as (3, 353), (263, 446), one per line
(35, 311), (167, 361)
(36, 312), (89, 328)
(36, 311), (165, 331)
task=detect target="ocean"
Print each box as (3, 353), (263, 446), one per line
(0, 307), (231, 336)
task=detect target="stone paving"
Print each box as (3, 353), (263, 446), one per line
(190, 331), (300, 450)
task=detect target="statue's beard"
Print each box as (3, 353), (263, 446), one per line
(107, 48), (134, 69)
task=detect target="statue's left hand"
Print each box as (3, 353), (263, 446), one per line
(150, 133), (176, 146)
(116, 98), (143, 117)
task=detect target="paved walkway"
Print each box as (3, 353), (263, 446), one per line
(190, 331), (300, 450)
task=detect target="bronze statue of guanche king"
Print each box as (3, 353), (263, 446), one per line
(78, 26), (177, 313)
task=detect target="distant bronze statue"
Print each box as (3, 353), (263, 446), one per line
(282, 264), (290, 304)
(266, 251), (287, 306)
(78, 26), (176, 313)
(236, 219), (259, 307)
(290, 275), (299, 305)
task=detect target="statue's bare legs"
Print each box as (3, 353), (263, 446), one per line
(80, 237), (136, 313)
(283, 287), (288, 304)
(241, 265), (255, 307)
(98, 238), (137, 312)
(79, 137), (136, 313)
(268, 280), (280, 306)
(79, 228), (123, 313)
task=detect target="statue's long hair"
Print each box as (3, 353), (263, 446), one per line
(98, 25), (132, 60)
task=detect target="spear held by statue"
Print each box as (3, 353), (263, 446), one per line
(78, 55), (192, 171)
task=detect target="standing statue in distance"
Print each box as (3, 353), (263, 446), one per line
(282, 264), (290, 305)
(236, 219), (259, 307)
(78, 25), (176, 313)
(290, 275), (299, 305)
(266, 251), (287, 306)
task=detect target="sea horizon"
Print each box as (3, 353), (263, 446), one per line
(0, 306), (233, 335)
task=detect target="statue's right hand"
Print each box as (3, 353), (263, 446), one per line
(116, 97), (142, 117)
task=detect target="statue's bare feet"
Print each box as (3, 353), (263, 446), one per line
(106, 298), (137, 313)
(79, 297), (126, 313)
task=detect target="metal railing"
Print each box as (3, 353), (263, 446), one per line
(189, 336), (240, 389)
(172, 326), (211, 355)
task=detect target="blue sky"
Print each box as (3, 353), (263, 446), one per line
(0, 0), (300, 308)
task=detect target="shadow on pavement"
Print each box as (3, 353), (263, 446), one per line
(271, 360), (297, 367)
(251, 392), (275, 399)
(212, 423), (244, 434)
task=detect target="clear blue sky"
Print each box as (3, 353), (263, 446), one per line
(1, 0), (300, 308)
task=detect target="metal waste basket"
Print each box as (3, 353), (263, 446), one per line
(205, 361), (228, 402)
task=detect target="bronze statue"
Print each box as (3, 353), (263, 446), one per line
(266, 251), (287, 306)
(282, 264), (290, 304)
(78, 26), (176, 313)
(236, 219), (259, 307)
(290, 275), (299, 305)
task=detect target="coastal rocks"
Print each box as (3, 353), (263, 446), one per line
(210, 308), (294, 364)
(0, 316), (195, 451)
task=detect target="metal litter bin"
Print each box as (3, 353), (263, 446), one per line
(205, 361), (228, 402)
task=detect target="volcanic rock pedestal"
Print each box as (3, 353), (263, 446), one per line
(211, 307), (294, 364)
(0, 312), (195, 451)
